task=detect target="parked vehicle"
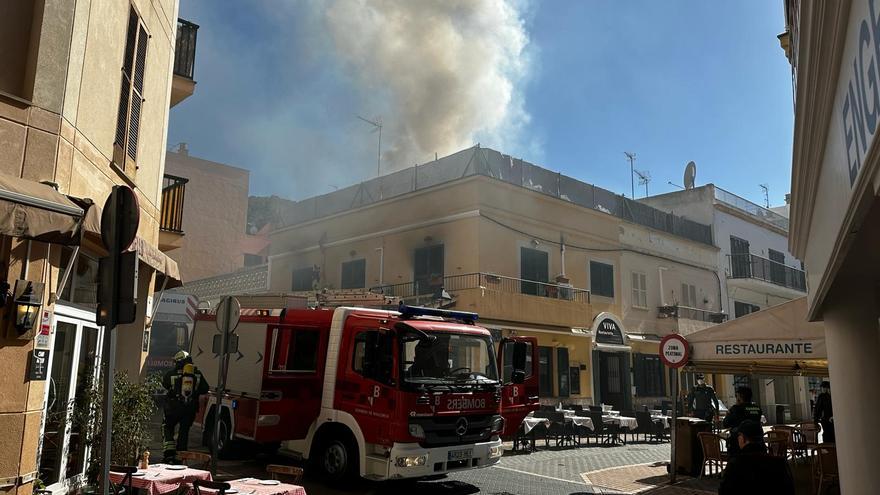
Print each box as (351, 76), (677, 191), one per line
(497, 336), (540, 439)
(191, 298), (527, 481)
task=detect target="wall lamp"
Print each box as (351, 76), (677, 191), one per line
(13, 280), (44, 333)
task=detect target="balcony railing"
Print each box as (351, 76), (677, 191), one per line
(714, 187), (790, 231)
(174, 19), (199, 79)
(658, 304), (728, 323)
(727, 253), (807, 292)
(160, 174), (188, 233)
(371, 272), (590, 306)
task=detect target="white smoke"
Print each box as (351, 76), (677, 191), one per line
(324, 0), (532, 169)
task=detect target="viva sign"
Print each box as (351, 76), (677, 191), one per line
(842, 0), (880, 187)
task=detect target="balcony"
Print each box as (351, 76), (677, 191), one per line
(170, 19), (198, 107)
(158, 174), (188, 250)
(727, 253), (807, 293)
(657, 304), (727, 336)
(713, 187), (790, 231)
(371, 273), (592, 328)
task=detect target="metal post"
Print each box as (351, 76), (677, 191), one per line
(670, 368), (679, 483)
(99, 327), (117, 495)
(210, 303), (231, 476)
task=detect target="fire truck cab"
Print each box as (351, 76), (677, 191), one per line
(192, 301), (527, 481)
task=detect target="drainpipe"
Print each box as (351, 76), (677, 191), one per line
(658, 266), (667, 306)
(376, 246), (384, 285)
(560, 234), (566, 277)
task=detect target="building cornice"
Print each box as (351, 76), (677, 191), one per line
(789, 0), (851, 258)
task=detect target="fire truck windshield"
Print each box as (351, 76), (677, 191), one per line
(401, 332), (498, 387)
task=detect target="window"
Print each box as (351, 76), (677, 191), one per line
(631, 272), (647, 308)
(57, 247), (99, 308)
(556, 347), (570, 398)
(291, 266), (314, 291)
(569, 367), (581, 395)
(271, 328), (319, 372)
(729, 236), (751, 278)
(341, 259), (366, 289)
(114, 8), (149, 173)
(414, 244), (444, 294)
(590, 261), (614, 298)
(538, 346), (553, 397)
(734, 301), (760, 318)
(520, 247), (549, 296)
(244, 254), (265, 267)
(680, 283), (697, 307)
(502, 340), (533, 383)
(769, 249), (786, 285)
(634, 354), (665, 396)
(352, 331), (394, 384)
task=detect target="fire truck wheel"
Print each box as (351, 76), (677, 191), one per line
(317, 437), (357, 482)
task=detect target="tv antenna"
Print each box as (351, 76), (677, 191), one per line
(634, 169), (651, 197)
(760, 184), (770, 208)
(624, 152), (636, 199)
(357, 115), (383, 178)
(684, 161), (697, 190)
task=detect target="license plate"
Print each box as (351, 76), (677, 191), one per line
(448, 448), (472, 461)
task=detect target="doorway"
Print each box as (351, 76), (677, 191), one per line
(38, 305), (103, 495)
(593, 350), (631, 411)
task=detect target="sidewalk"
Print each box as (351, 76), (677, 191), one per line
(581, 463), (717, 494)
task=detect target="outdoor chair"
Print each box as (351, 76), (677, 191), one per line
(588, 405), (602, 412)
(193, 480), (231, 495)
(568, 404), (584, 415)
(815, 443), (839, 495)
(546, 411), (576, 447)
(587, 410), (616, 446)
(765, 438), (788, 458)
(109, 465), (137, 495)
(178, 451), (211, 470)
(540, 405), (556, 412)
(696, 432), (727, 478)
(633, 411), (663, 442)
(766, 429), (792, 458)
(795, 422), (820, 455)
(266, 464), (304, 483)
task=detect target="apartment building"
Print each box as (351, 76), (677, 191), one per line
(0, 2), (197, 492)
(641, 184), (812, 419)
(266, 146), (720, 412)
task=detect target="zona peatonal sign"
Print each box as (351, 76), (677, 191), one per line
(659, 334), (689, 368)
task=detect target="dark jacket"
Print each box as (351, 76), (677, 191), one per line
(814, 392), (832, 423)
(687, 384), (719, 413)
(719, 443), (795, 495)
(724, 402), (763, 428)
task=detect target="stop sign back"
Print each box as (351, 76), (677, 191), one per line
(659, 334), (690, 368)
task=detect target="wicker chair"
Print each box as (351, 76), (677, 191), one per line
(178, 451), (211, 470)
(795, 422), (820, 455)
(697, 432), (727, 477)
(193, 480), (231, 495)
(766, 429), (792, 458)
(815, 443), (839, 494)
(266, 464), (304, 483)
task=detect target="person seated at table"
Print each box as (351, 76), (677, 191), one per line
(723, 386), (763, 455)
(719, 420), (794, 495)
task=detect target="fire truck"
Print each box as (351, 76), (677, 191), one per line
(191, 296), (528, 481)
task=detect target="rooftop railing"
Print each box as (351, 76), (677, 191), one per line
(657, 304), (728, 323)
(160, 174), (188, 233)
(727, 253), (807, 292)
(371, 272), (591, 306)
(174, 19), (198, 79)
(714, 187), (790, 231)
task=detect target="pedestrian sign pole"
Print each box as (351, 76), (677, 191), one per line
(211, 296), (241, 476)
(659, 334), (690, 484)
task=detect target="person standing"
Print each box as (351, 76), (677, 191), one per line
(719, 420), (795, 495)
(723, 386), (763, 455)
(813, 380), (834, 443)
(162, 350), (209, 463)
(687, 374), (719, 422)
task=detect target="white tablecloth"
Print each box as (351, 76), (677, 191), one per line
(569, 415), (595, 431)
(522, 416), (551, 434)
(604, 415), (638, 430)
(652, 415), (671, 428)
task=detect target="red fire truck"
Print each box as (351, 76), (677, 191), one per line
(191, 298), (528, 481)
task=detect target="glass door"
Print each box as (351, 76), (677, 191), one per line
(39, 306), (102, 494)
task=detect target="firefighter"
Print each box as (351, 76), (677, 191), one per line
(162, 350), (209, 463)
(686, 373), (719, 422)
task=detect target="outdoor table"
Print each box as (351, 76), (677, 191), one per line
(197, 478), (308, 495)
(110, 464), (212, 495)
(651, 414), (671, 429)
(516, 415), (551, 452)
(568, 415), (594, 431)
(602, 415), (638, 445)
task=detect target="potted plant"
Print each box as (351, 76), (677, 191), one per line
(72, 370), (161, 494)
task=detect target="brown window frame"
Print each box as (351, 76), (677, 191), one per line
(113, 6), (149, 176)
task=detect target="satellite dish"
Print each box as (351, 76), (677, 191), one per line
(684, 161), (697, 189)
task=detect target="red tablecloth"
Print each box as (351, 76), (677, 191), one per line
(197, 478), (307, 495)
(109, 464), (213, 495)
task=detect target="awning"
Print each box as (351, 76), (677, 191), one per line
(0, 173), (85, 245)
(127, 235), (182, 288)
(685, 297), (828, 376)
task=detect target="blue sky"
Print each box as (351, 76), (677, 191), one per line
(169, 1), (793, 207)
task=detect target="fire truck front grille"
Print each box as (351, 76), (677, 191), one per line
(410, 414), (497, 447)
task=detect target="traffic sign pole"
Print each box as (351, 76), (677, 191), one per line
(659, 333), (690, 484)
(211, 296), (240, 476)
(670, 368), (679, 483)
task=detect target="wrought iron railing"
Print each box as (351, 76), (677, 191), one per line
(658, 304), (728, 323)
(160, 174), (188, 233)
(727, 253), (806, 292)
(371, 272), (590, 306)
(174, 19), (199, 79)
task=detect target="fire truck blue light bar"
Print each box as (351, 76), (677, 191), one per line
(397, 304), (479, 323)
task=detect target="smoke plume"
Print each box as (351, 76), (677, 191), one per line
(324, 0), (532, 169)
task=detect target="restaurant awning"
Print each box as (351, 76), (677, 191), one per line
(0, 173), (85, 245)
(685, 297), (828, 376)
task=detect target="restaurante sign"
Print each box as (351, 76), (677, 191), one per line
(701, 339), (825, 360)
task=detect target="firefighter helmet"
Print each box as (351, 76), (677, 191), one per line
(174, 350), (190, 362)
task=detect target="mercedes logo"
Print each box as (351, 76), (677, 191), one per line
(455, 417), (469, 436)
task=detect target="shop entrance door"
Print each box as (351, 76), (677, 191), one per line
(38, 305), (103, 495)
(595, 351), (630, 411)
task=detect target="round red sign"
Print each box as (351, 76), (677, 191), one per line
(659, 334), (690, 368)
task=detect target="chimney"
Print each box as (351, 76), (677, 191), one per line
(177, 142), (189, 156)
(784, 193), (791, 205)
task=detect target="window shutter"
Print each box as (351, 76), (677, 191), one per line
(633, 354), (644, 396)
(127, 24), (148, 162)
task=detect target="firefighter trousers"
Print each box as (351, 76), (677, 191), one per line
(162, 408), (195, 461)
